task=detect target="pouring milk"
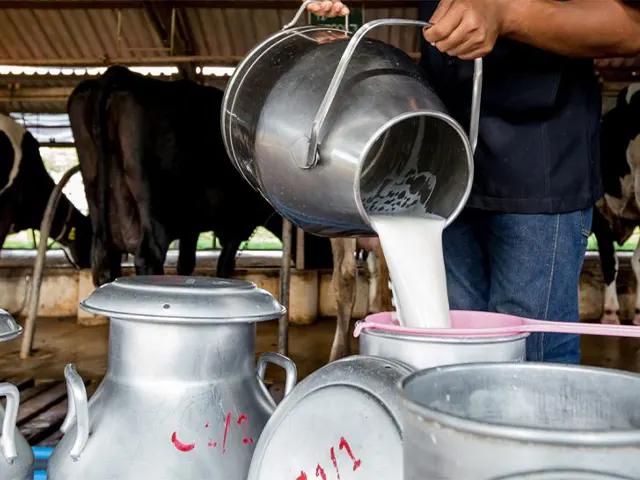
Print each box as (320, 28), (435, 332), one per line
(370, 214), (451, 329)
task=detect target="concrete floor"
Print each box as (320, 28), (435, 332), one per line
(0, 316), (638, 383)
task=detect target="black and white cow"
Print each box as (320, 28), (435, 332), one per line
(0, 113), (92, 267)
(593, 83), (640, 325)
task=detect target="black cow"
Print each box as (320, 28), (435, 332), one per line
(67, 66), (397, 364)
(68, 66), (333, 287)
(0, 113), (92, 268)
(592, 84), (640, 325)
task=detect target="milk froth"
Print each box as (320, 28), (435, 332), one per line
(370, 214), (451, 329)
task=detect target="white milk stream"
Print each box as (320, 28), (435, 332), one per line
(370, 214), (452, 329)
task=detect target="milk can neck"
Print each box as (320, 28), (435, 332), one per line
(105, 318), (256, 381)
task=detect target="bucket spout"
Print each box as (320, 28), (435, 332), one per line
(358, 112), (473, 225)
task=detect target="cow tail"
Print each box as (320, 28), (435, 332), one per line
(92, 73), (115, 249)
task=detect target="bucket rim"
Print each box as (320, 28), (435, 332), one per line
(221, 24), (353, 186)
(360, 326), (529, 344)
(398, 362), (640, 446)
(354, 109), (474, 228)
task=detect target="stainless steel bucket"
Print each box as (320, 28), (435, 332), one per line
(399, 363), (640, 480)
(359, 328), (527, 370)
(222, 2), (482, 236)
(494, 471), (634, 479)
(358, 311), (528, 370)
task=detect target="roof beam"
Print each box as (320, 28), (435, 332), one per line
(143, 2), (198, 81)
(0, 54), (242, 67)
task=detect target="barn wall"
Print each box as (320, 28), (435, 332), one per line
(0, 265), (371, 326)
(0, 257), (628, 325)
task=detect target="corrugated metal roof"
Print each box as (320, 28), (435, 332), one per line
(0, 0), (638, 116)
(0, 4), (421, 66)
(0, 69), (232, 114)
(0, 1), (638, 78)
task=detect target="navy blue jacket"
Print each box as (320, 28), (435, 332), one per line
(419, 1), (603, 214)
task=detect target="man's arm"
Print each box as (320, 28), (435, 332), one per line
(424, 0), (640, 60)
(502, 0), (640, 58)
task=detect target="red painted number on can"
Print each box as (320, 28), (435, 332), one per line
(237, 414), (254, 445)
(295, 437), (362, 479)
(316, 465), (327, 479)
(339, 437), (361, 471)
(170, 411), (253, 454)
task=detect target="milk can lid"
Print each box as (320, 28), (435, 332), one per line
(80, 276), (285, 323)
(0, 308), (22, 342)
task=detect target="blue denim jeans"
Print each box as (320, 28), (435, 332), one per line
(443, 207), (593, 364)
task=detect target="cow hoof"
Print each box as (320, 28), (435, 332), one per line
(601, 311), (621, 325)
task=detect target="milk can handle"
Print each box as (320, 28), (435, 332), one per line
(257, 352), (298, 398)
(61, 364), (89, 460)
(0, 383), (19, 464)
(305, 18), (483, 169)
(283, 0), (350, 32)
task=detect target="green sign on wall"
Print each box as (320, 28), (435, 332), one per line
(309, 6), (364, 33)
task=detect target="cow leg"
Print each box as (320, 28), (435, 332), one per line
(330, 238), (357, 362)
(365, 249), (378, 313)
(0, 217), (12, 251)
(217, 239), (242, 278)
(177, 232), (199, 276)
(592, 208), (621, 324)
(91, 226), (122, 286)
(133, 220), (169, 276)
(374, 244), (393, 313)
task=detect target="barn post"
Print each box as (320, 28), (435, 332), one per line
(278, 219), (293, 356)
(295, 227), (305, 270)
(20, 165), (81, 359)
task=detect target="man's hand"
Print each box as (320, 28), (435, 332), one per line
(423, 0), (510, 60)
(305, 0), (349, 18)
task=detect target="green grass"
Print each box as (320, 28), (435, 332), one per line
(5, 226), (639, 253)
(2, 227), (282, 251)
(587, 229), (640, 252)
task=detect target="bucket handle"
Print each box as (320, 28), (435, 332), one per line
(0, 383), (20, 464)
(283, 0), (350, 32)
(60, 364), (89, 460)
(257, 352), (298, 399)
(304, 18), (483, 169)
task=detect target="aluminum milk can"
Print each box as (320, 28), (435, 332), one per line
(222, 2), (483, 236)
(0, 309), (35, 480)
(248, 355), (413, 480)
(400, 362), (640, 479)
(47, 276), (297, 480)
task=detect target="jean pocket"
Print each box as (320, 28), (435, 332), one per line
(580, 208), (593, 238)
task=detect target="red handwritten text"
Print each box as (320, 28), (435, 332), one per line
(171, 431), (196, 452)
(237, 414), (254, 445)
(296, 437), (362, 479)
(339, 437), (361, 471)
(221, 412), (232, 454)
(170, 411), (253, 454)
(330, 447), (341, 480)
(316, 465), (327, 480)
